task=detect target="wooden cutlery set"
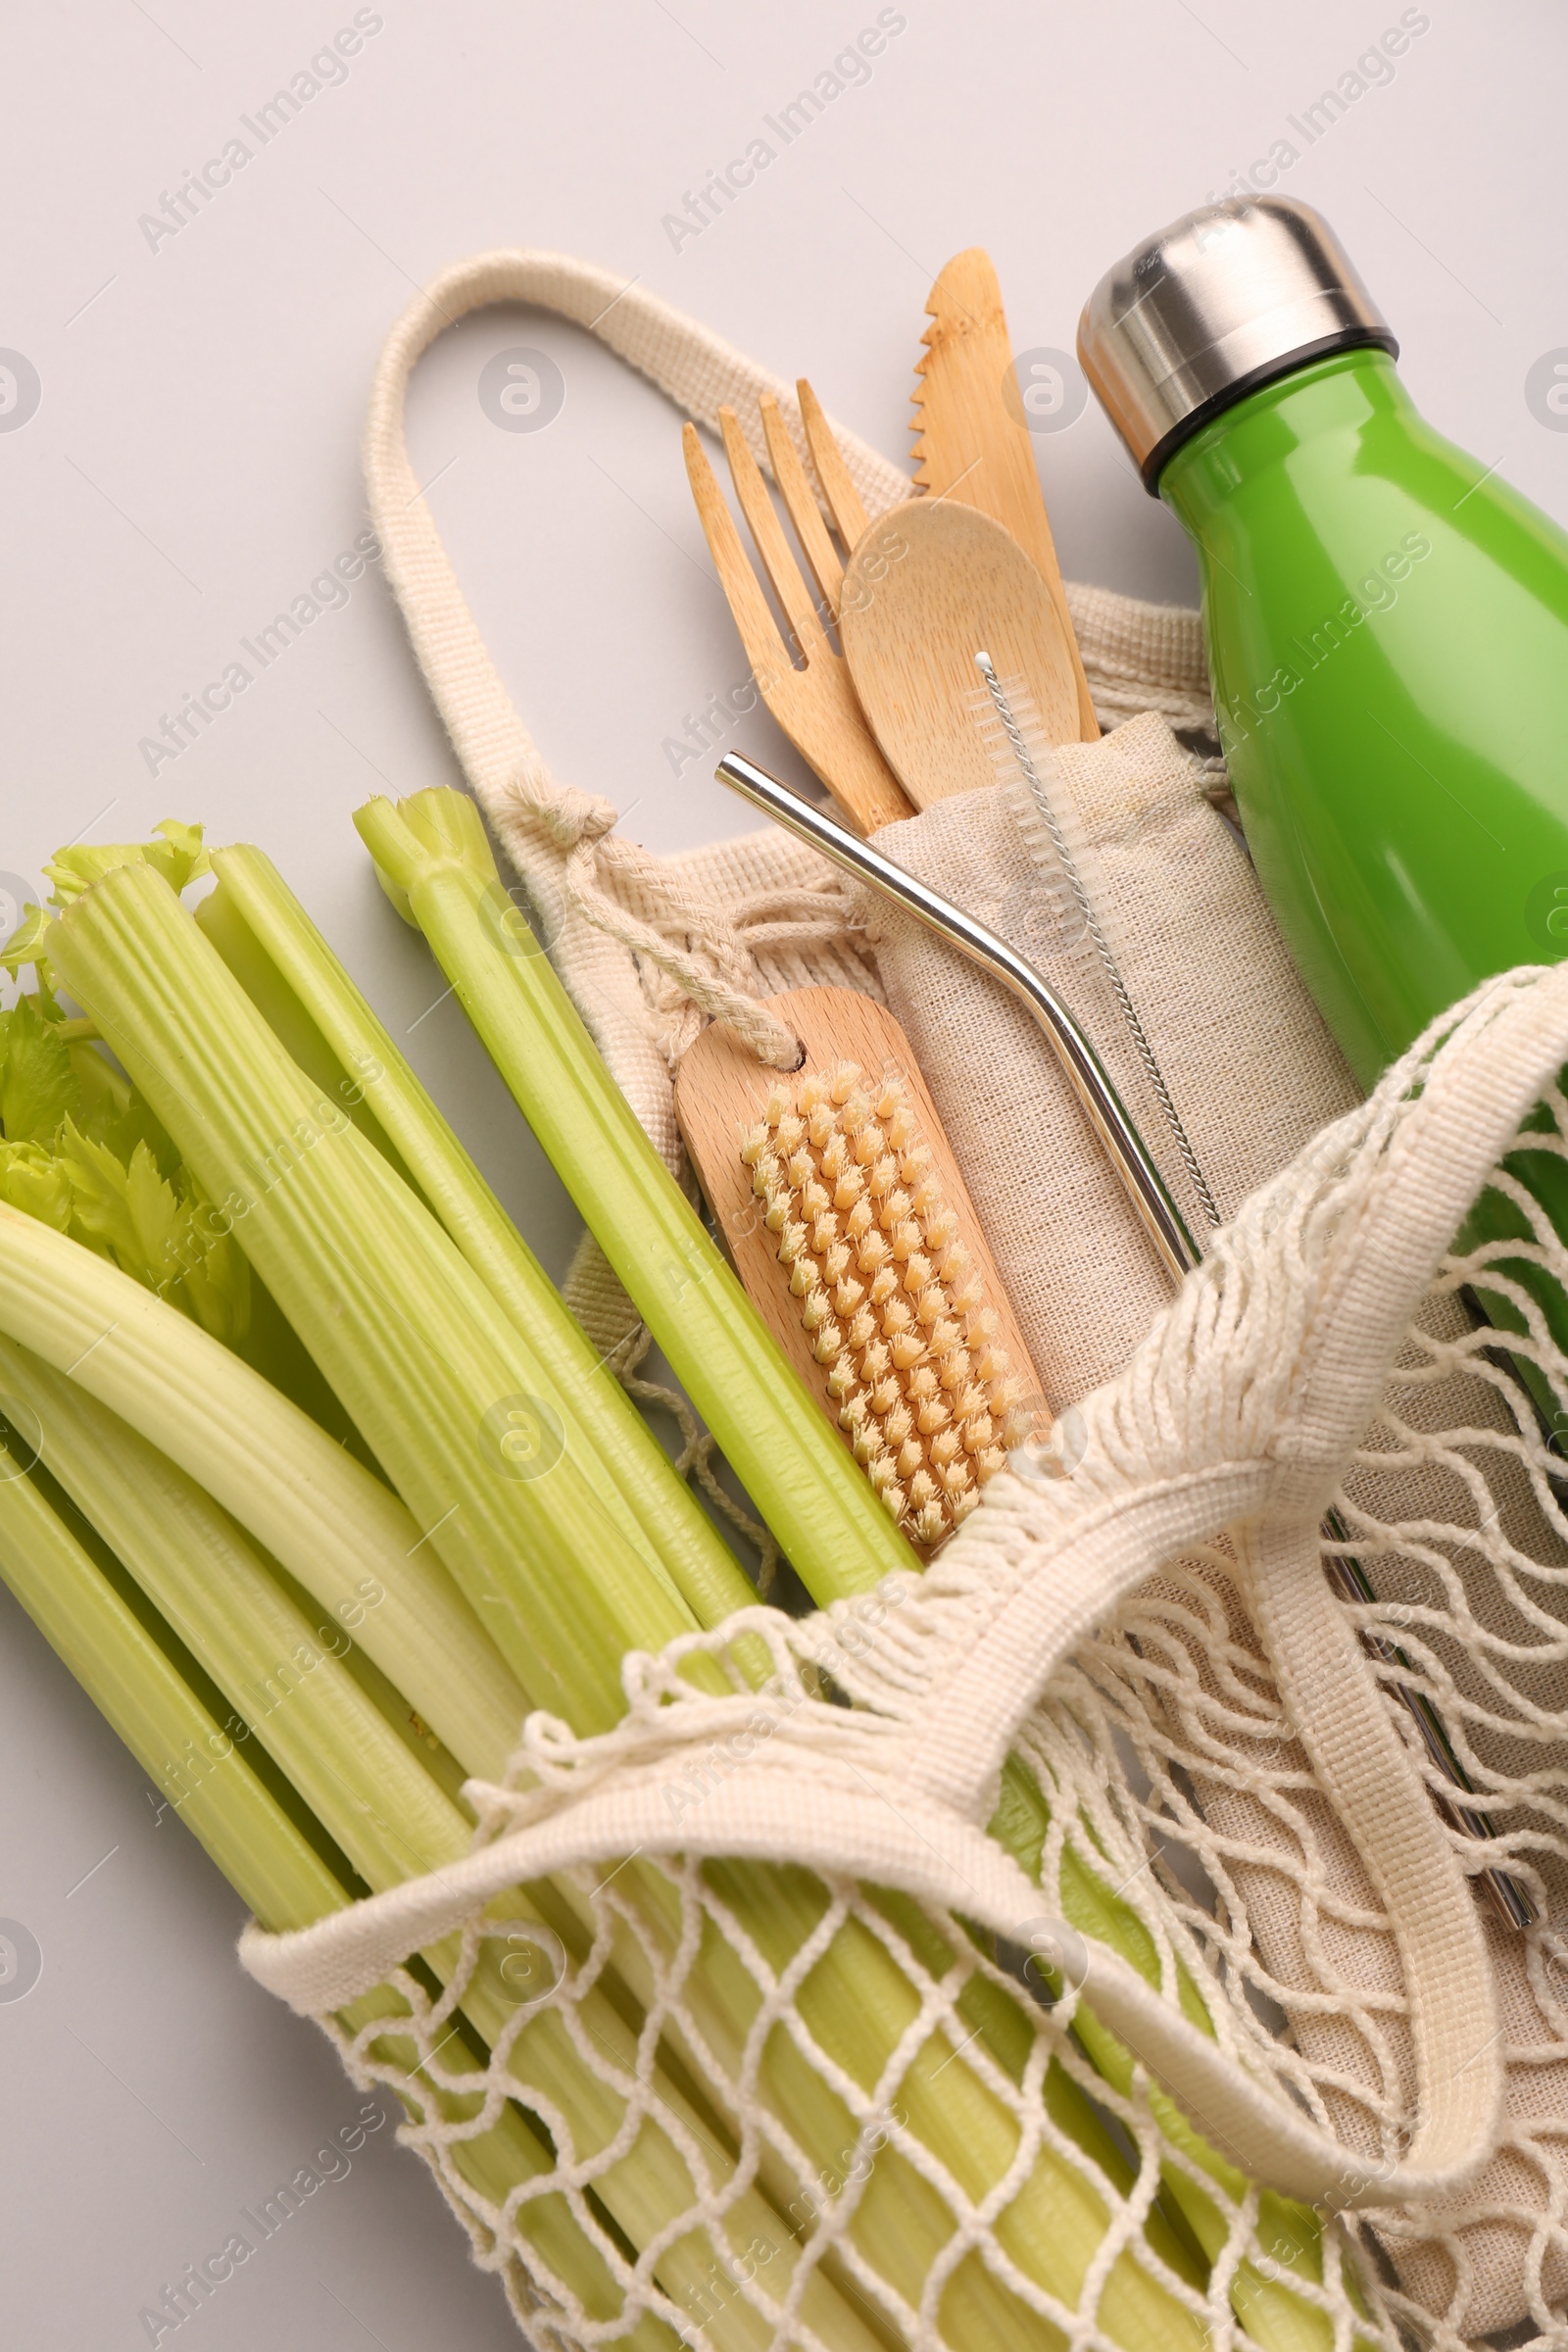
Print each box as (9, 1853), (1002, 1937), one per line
(681, 247), (1098, 836)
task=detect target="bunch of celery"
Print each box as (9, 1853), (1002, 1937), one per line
(0, 815), (1348, 2352)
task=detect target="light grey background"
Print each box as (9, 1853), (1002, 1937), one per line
(2, 2), (1564, 2342)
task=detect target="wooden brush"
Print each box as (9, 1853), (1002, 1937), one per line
(674, 987), (1046, 1550)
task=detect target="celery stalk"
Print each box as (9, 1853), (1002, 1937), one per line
(0, 1419), (346, 1931)
(1068, 2003), (1353, 2352)
(0, 1200), (529, 1780)
(0, 1455), (669, 2344)
(353, 791), (916, 1603)
(1008, 1763), (1360, 2352)
(49, 861), (705, 1731)
(335, 1989), (683, 2352)
(199, 844), (759, 1638)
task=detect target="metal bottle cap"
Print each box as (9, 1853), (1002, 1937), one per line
(1078, 197), (1396, 491)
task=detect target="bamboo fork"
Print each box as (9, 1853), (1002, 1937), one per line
(796, 379), (871, 558)
(682, 386), (912, 835)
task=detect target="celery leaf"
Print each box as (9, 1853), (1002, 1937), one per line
(46, 819), (208, 908)
(1, 902), (54, 976)
(0, 995), (79, 1143)
(56, 1120), (249, 1344)
(0, 1141), (74, 1230)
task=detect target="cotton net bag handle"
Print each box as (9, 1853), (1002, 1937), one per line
(361, 251), (905, 886)
(362, 252), (911, 1147)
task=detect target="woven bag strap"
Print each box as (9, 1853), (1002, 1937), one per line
(363, 248), (907, 834)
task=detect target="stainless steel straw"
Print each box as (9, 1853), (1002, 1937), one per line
(712, 747), (1535, 1932)
(714, 749), (1201, 1286)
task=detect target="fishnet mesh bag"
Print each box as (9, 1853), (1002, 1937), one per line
(250, 252), (1568, 2347)
(243, 963), (1568, 2351)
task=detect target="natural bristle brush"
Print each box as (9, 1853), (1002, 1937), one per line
(674, 986), (1045, 1551)
(746, 1063), (1016, 1546)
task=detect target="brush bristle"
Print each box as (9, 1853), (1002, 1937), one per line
(743, 1061), (1025, 1548)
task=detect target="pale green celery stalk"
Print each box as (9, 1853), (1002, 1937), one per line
(863, 1887), (1208, 2295)
(6, 1331), (483, 1887)
(0, 1427), (352, 1933)
(674, 1861), (1208, 2352)
(49, 862), (708, 1732)
(197, 847), (759, 1639)
(1069, 2001), (1350, 2352)
(193, 874), (420, 1186)
(0, 1457), (669, 2346)
(0, 1202), (731, 2215)
(360, 791), (1349, 2351)
(2, 1348), (885, 2352)
(0, 1201), (528, 1781)
(354, 791), (916, 1602)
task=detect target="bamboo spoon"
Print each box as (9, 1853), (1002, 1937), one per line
(837, 498), (1082, 808)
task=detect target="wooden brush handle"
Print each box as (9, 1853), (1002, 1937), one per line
(674, 987), (1048, 1531)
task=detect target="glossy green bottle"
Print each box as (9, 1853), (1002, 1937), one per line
(1082, 196), (1568, 1084)
(1081, 197), (1568, 1395)
(1161, 346), (1568, 1088)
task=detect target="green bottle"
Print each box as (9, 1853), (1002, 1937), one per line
(1080, 196), (1568, 1083)
(1079, 198), (1568, 1390)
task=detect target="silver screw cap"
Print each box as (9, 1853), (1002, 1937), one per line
(1078, 197), (1396, 490)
